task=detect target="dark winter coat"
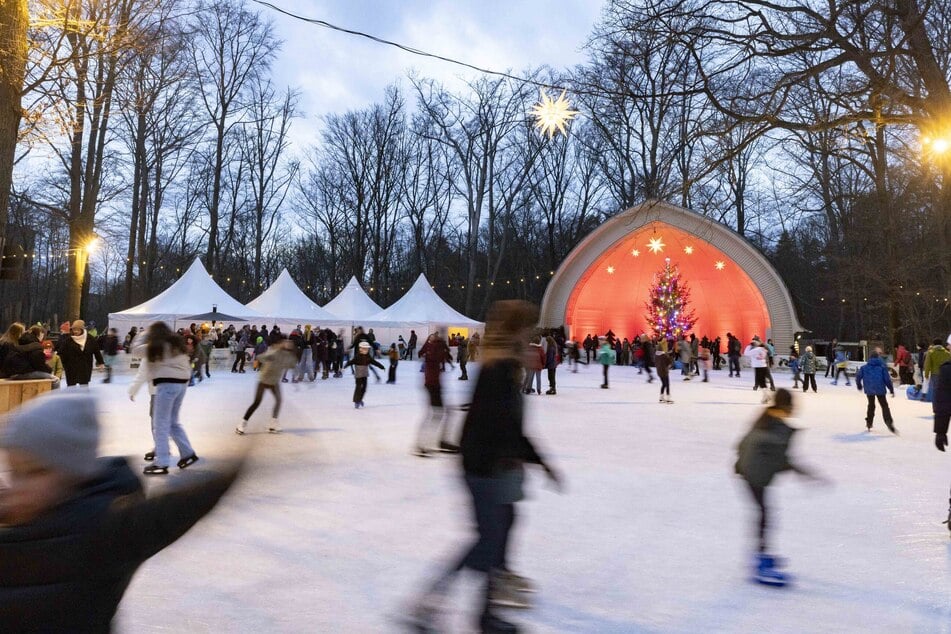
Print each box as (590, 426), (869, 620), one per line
(456, 338), (469, 363)
(0, 335), (50, 377)
(419, 338), (451, 386)
(654, 352), (671, 378)
(460, 358), (545, 477)
(0, 457), (238, 633)
(799, 351), (818, 374)
(735, 411), (797, 488)
(101, 335), (120, 357)
(933, 361), (951, 421)
(57, 333), (104, 386)
(855, 357), (894, 396)
(545, 344), (558, 370)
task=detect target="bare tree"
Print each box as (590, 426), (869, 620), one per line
(0, 0), (28, 255)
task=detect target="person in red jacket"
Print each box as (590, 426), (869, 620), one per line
(415, 331), (456, 456)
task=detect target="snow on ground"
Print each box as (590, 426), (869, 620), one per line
(75, 359), (951, 632)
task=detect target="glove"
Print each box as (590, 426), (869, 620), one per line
(543, 464), (564, 492)
(936, 433), (948, 452)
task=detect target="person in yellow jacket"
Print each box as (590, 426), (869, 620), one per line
(925, 338), (951, 398)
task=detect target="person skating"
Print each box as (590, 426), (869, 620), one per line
(596, 336), (616, 389)
(128, 322), (199, 476)
(544, 335), (559, 395)
(199, 324), (217, 378)
(0, 393), (243, 631)
(787, 346), (801, 389)
(101, 328), (120, 383)
(640, 334), (656, 383)
(231, 328), (250, 373)
(344, 341), (385, 409)
(931, 349), (951, 534)
(896, 344), (915, 385)
(457, 334), (470, 380)
(734, 388), (825, 587)
(415, 332), (456, 456)
(408, 300), (562, 634)
(799, 346), (818, 393)
(407, 329), (418, 361)
(831, 346), (851, 386)
(655, 348), (673, 403)
(727, 333), (742, 378)
(824, 338), (838, 378)
(855, 351), (897, 433)
(57, 320), (104, 387)
(744, 338), (771, 403)
(698, 343), (711, 383)
(236, 340), (298, 434)
(387, 343), (399, 384)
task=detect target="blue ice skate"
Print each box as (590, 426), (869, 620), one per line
(753, 554), (788, 587)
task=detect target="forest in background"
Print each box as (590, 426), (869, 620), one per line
(2, 0), (951, 348)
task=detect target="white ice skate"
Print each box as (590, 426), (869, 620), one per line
(268, 417), (282, 433)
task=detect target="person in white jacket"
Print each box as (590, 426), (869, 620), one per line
(744, 337), (771, 403)
(128, 322), (198, 476)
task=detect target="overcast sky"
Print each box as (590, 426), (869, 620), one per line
(259, 0), (605, 148)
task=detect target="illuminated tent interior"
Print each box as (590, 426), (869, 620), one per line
(541, 201), (803, 350)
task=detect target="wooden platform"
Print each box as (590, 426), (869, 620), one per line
(0, 379), (54, 414)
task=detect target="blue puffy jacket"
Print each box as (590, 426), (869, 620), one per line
(856, 357), (893, 396)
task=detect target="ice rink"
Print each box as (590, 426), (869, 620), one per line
(86, 359), (951, 632)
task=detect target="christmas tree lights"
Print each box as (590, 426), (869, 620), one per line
(644, 258), (697, 340)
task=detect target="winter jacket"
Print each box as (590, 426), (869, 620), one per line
(1, 335), (50, 377)
(924, 345), (951, 379)
(256, 348), (298, 386)
(525, 343), (545, 371)
(460, 358), (545, 478)
(855, 357), (894, 396)
(545, 344), (558, 370)
(456, 338), (469, 363)
(419, 338), (451, 386)
(744, 344), (768, 368)
(735, 410), (798, 488)
(799, 351), (818, 374)
(677, 340), (691, 364)
(654, 351), (672, 378)
(56, 332), (104, 386)
(101, 335), (120, 357)
(0, 457), (238, 633)
(596, 343), (616, 366)
(344, 353), (384, 379)
(896, 345), (913, 368)
(933, 361), (951, 422)
(834, 350), (848, 368)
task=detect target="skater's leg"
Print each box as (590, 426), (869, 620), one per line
(152, 383), (177, 467)
(271, 384), (282, 418)
(877, 393), (892, 425)
(866, 394), (876, 425)
(498, 503), (516, 571)
(747, 482), (768, 552)
(167, 384), (195, 459)
(244, 383), (267, 420)
(534, 370), (541, 394)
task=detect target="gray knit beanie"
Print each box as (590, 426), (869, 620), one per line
(0, 393), (101, 480)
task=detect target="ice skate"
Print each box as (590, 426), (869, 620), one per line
(437, 441), (460, 454)
(545, 388), (556, 395)
(665, 397), (674, 404)
(489, 581), (532, 609)
(413, 446), (432, 458)
(943, 509), (951, 538)
(753, 554), (788, 587)
(498, 570), (536, 594)
(268, 418), (282, 433)
(235, 419), (248, 435)
(479, 612), (520, 633)
(143, 464), (169, 476)
(884, 420), (898, 435)
(177, 454), (199, 469)
(143, 451), (155, 462)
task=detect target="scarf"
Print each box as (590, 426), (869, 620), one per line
(71, 331), (88, 350)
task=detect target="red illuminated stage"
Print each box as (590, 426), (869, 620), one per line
(541, 201), (803, 349)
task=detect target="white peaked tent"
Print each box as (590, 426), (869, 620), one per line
(322, 276), (384, 321)
(246, 269), (345, 329)
(108, 259), (264, 332)
(364, 273), (484, 346)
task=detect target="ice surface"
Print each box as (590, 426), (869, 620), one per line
(79, 360), (951, 632)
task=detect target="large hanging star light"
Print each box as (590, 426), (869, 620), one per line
(532, 89), (579, 138)
(715, 261), (726, 270)
(647, 236), (665, 254)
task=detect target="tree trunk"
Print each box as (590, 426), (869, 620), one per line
(0, 0), (29, 252)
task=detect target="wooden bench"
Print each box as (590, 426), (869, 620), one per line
(0, 379), (54, 414)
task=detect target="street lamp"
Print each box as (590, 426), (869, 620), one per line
(85, 234), (100, 254)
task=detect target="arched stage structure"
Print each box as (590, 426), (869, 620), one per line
(540, 201), (804, 350)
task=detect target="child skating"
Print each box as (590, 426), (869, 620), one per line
(655, 348), (673, 403)
(734, 389), (825, 586)
(236, 340), (297, 434)
(855, 350), (896, 433)
(345, 341), (384, 408)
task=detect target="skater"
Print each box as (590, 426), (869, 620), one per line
(295, 326), (316, 382)
(597, 336), (616, 388)
(931, 348), (951, 532)
(56, 320), (104, 387)
(727, 333), (741, 378)
(640, 334), (655, 383)
(522, 335), (544, 395)
(831, 346), (850, 386)
(744, 337), (771, 403)
(925, 338), (951, 399)
(415, 332), (456, 456)
(855, 351), (896, 433)
(734, 388), (824, 587)
(824, 338), (838, 378)
(698, 343), (711, 382)
(407, 330), (418, 361)
(544, 335), (559, 394)
(408, 300), (562, 633)
(231, 328), (250, 373)
(799, 346), (818, 393)
(0, 393), (243, 631)
(896, 344), (915, 385)
(236, 340), (298, 434)
(199, 324), (216, 378)
(457, 334), (470, 380)
(128, 322), (198, 476)
(787, 346), (801, 389)
(100, 328), (120, 383)
(344, 341), (384, 409)
(655, 348), (673, 403)
(677, 336), (692, 380)
(387, 343), (399, 383)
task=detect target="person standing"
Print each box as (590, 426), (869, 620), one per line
(734, 389), (824, 587)
(236, 340), (298, 434)
(57, 320), (104, 387)
(712, 336), (722, 371)
(855, 351), (897, 433)
(824, 338), (838, 378)
(386, 343), (399, 384)
(407, 330), (418, 361)
(544, 335), (559, 395)
(656, 348), (673, 403)
(521, 336), (544, 395)
(727, 333), (742, 378)
(925, 338), (951, 400)
(597, 336), (616, 389)
(639, 334), (656, 383)
(296, 326), (316, 382)
(787, 346), (801, 390)
(896, 344), (914, 385)
(128, 322), (198, 476)
(689, 333), (700, 376)
(931, 350), (951, 533)
(231, 327), (250, 373)
(409, 300), (562, 633)
(744, 338), (770, 403)
(344, 341), (384, 409)
(415, 332), (455, 456)
(200, 325), (217, 378)
(799, 346), (818, 393)
(457, 334), (470, 381)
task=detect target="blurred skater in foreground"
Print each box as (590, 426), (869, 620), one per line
(0, 393), (243, 631)
(734, 389), (825, 587)
(931, 343), (951, 534)
(409, 300), (562, 633)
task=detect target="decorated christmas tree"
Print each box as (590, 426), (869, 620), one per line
(644, 258), (697, 340)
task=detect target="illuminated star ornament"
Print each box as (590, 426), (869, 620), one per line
(532, 89), (580, 138)
(684, 246), (694, 255)
(715, 261), (726, 270)
(631, 249), (640, 257)
(647, 237), (665, 254)
(607, 265), (616, 274)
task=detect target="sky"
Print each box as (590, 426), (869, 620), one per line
(257, 0), (605, 148)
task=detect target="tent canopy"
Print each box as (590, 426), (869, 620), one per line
(322, 276), (384, 321)
(246, 269), (343, 326)
(108, 259), (263, 330)
(365, 274), (483, 329)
